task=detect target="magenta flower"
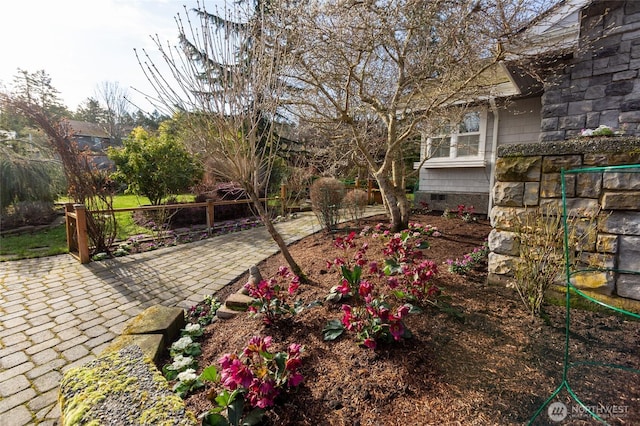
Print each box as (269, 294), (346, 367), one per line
(389, 320), (404, 341)
(337, 278), (350, 295)
(396, 304), (410, 319)
(288, 276), (300, 296)
(288, 343), (303, 357)
(363, 338), (377, 349)
(288, 372), (304, 387)
(388, 277), (399, 289)
(358, 280), (373, 298)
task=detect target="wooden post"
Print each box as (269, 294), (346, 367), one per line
(367, 179), (374, 205)
(280, 184), (287, 216)
(206, 199), (215, 235)
(64, 203), (77, 253)
(74, 204), (91, 264)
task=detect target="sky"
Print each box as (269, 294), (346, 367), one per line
(0, 0), (225, 114)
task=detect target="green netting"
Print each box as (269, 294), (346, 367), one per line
(529, 164), (640, 425)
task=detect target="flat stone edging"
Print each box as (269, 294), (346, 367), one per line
(58, 305), (194, 425)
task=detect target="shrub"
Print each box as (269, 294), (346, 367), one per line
(310, 177), (345, 231)
(0, 200), (57, 229)
(511, 205), (599, 317)
(343, 189), (368, 222)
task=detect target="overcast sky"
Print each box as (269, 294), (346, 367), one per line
(0, 0), (224, 113)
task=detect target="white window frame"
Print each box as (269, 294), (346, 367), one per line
(420, 109), (488, 168)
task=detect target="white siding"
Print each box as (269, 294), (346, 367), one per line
(497, 97), (541, 145)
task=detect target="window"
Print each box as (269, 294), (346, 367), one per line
(423, 110), (487, 168)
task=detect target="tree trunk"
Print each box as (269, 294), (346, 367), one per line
(246, 189), (306, 280)
(375, 174), (410, 231)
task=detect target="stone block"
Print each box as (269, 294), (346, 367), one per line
(540, 131), (566, 142)
(599, 211), (640, 235)
(619, 235), (640, 271)
(495, 156), (542, 182)
(583, 152), (640, 166)
(577, 252), (616, 270)
(605, 80), (634, 96)
(542, 155), (583, 173)
(122, 305), (186, 344)
(541, 103), (568, 118)
(602, 191), (640, 209)
(541, 117), (558, 131)
(102, 334), (165, 364)
(224, 292), (254, 311)
(490, 206), (536, 232)
(621, 98), (640, 112)
(617, 274), (640, 300)
(488, 229), (520, 256)
(538, 198), (600, 218)
(596, 234), (619, 253)
(540, 173), (560, 198)
(585, 85), (606, 100)
(216, 305), (240, 320)
(560, 114), (586, 130)
(488, 252), (519, 276)
(492, 182), (524, 207)
(576, 172), (602, 198)
(570, 271), (615, 295)
(603, 171), (640, 189)
(523, 182), (540, 206)
(620, 110), (640, 123)
(59, 345), (197, 426)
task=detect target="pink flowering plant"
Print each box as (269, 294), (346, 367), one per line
(446, 242), (489, 275)
(457, 204), (477, 222)
(324, 222), (464, 348)
(244, 266), (311, 325)
(201, 336), (304, 426)
(325, 231), (370, 302)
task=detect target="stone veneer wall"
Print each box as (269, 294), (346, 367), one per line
(488, 136), (640, 301)
(540, 1), (640, 142)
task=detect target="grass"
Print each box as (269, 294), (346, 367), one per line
(0, 225), (68, 261)
(1, 194), (196, 261)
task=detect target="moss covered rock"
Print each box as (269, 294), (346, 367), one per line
(59, 345), (197, 426)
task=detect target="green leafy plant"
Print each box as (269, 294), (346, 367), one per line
(446, 242), (489, 275)
(108, 123), (203, 206)
(173, 368), (205, 399)
(244, 266), (314, 325)
(201, 336), (304, 426)
(187, 295), (222, 326)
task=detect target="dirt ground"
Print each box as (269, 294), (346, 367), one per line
(181, 212), (639, 425)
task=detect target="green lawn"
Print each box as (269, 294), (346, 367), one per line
(1, 194), (195, 261)
(0, 225), (68, 261)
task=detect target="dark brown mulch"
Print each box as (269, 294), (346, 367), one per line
(181, 213), (639, 426)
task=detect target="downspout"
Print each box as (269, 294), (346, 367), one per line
(487, 96), (499, 215)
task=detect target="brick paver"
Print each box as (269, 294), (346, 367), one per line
(0, 207), (384, 424)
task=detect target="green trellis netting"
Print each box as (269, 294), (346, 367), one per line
(529, 164), (640, 425)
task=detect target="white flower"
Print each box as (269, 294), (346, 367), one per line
(184, 323), (201, 333)
(171, 355), (194, 370)
(171, 336), (193, 351)
(177, 368), (198, 383)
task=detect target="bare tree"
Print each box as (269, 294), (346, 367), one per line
(1, 94), (117, 254)
(136, 1), (305, 277)
(95, 81), (132, 144)
(279, 0), (551, 231)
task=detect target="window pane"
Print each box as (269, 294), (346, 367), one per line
(430, 137), (451, 158)
(459, 112), (480, 133)
(457, 134), (479, 156)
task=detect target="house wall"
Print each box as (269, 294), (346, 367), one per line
(540, 1), (640, 141)
(488, 136), (640, 303)
(415, 97), (541, 214)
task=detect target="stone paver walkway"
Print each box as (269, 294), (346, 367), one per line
(0, 207), (385, 425)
